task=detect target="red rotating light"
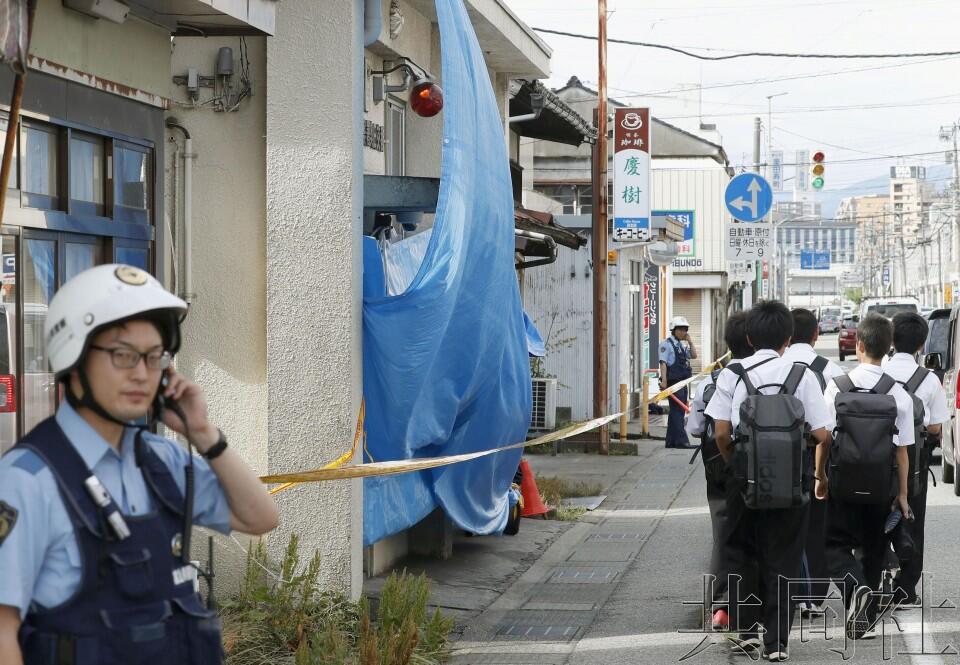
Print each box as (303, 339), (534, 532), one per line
(410, 79), (444, 118)
(812, 151), (825, 162)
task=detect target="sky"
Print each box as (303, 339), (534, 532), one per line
(504, 0), (960, 203)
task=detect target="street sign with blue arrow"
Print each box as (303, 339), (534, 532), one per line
(725, 173), (773, 223)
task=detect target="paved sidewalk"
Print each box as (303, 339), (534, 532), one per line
(446, 438), (697, 664)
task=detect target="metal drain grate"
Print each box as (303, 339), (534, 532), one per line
(495, 624), (580, 640)
(585, 532), (648, 542)
(546, 566), (621, 583)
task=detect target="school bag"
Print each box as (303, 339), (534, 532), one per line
(829, 374), (899, 504)
(798, 355), (829, 391)
(699, 367), (726, 483)
(730, 362), (809, 510)
(898, 366), (930, 497)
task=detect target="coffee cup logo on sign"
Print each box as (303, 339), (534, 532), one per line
(620, 112), (643, 130)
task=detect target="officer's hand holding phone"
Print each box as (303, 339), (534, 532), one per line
(159, 367), (219, 453)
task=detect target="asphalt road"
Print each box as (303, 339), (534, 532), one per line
(816, 331), (858, 372)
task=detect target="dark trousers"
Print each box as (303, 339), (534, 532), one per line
(725, 488), (809, 652)
(801, 497), (830, 605)
(705, 459), (731, 603)
(825, 494), (890, 609)
(896, 469), (929, 599)
(666, 385), (689, 447)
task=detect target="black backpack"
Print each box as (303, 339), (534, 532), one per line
(699, 368), (725, 482)
(829, 374), (899, 504)
(898, 367), (930, 497)
(731, 362), (809, 510)
(799, 355), (829, 391)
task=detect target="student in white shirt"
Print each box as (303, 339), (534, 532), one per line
(686, 311), (752, 631)
(885, 312), (948, 605)
(782, 308), (845, 389)
(783, 308), (846, 614)
(823, 313), (915, 640)
(706, 301), (831, 662)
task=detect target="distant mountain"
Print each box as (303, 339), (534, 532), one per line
(775, 164), (953, 220)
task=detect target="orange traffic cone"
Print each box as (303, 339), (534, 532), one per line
(519, 458), (549, 518)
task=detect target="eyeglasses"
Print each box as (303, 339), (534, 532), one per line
(89, 345), (171, 371)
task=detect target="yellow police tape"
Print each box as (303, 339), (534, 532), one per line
(261, 352), (731, 491)
(648, 351), (731, 404)
(266, 400), (367, 495)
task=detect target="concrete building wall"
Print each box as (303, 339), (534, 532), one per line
(163, 35), (269, 589)
(524, 234), (596, 421)
(30, 0), (171, 99)
(266, 0), (364, 598)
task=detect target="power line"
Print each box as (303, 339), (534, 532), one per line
(601, 56), (960, 99)
(656, 98), (960, 119)
(773, 128), (896, 158)
(532, 27), (960, 60)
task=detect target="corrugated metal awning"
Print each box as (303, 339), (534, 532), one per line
(510, 80), (598, 147)
(515, 206), (587, 250)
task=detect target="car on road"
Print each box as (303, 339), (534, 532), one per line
(838, 316), (858, 362)
(819, 313), (841, 334)
(934, 305), (960, 493)
(859, 296), (920, 320)
(926, 308), (951, 382)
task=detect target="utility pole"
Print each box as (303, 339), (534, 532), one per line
(753, 117), (762, 173)
(939, 226), (945, 307)
(952, 129), (960, 272)
(894, 212), (906, 296)
(592, 0), (609, 454)
(753, 117), (761, 302)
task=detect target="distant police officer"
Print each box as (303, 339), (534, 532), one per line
(0, 265), (279, 665)
(660, 316), (698, 448)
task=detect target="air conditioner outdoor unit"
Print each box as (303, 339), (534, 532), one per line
(530, 378), (558, 431)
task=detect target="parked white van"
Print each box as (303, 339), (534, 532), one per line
(859, 296), (920, 320)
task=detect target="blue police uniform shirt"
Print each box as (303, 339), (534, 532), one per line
(0, 402), (231, 618)
(659, 335), (689, 367)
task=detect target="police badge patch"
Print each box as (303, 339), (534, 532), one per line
(0, 501), (18, 546)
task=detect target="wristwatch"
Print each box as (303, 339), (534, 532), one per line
(201, 429), (228, 460)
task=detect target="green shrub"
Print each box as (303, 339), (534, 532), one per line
(220, 534), (453, 665)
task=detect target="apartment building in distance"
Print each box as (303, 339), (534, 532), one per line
(890, 165), (934, 237)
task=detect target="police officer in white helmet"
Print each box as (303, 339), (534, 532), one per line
(659, 316), (698, 448)
(0, 264), (278, 665)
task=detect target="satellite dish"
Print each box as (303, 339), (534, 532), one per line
(646, 241), (679, 266)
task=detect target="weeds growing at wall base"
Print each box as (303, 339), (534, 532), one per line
(220, 534), (453, 665)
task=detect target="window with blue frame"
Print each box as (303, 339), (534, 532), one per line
(116, 245), (149, 270)
(21, 122), (58, 210)
(5, 114), (155, 230)
(69, 132), (105, 217)
(114, 141), (151, 224)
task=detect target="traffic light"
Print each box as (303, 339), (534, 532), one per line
(811, 151), (825, 190)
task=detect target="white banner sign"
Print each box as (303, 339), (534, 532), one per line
(771, 150), (783, 192)
(725, 221), (772, 261)
(727, 260), (756, 283)
(612, 108), (651, 242)
(796, 150), (809, 191)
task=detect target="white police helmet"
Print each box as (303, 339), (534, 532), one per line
(45, 264), (188, 377)
(670, 316), (691, 330)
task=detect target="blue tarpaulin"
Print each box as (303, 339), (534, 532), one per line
(362, 0), (532, 546)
